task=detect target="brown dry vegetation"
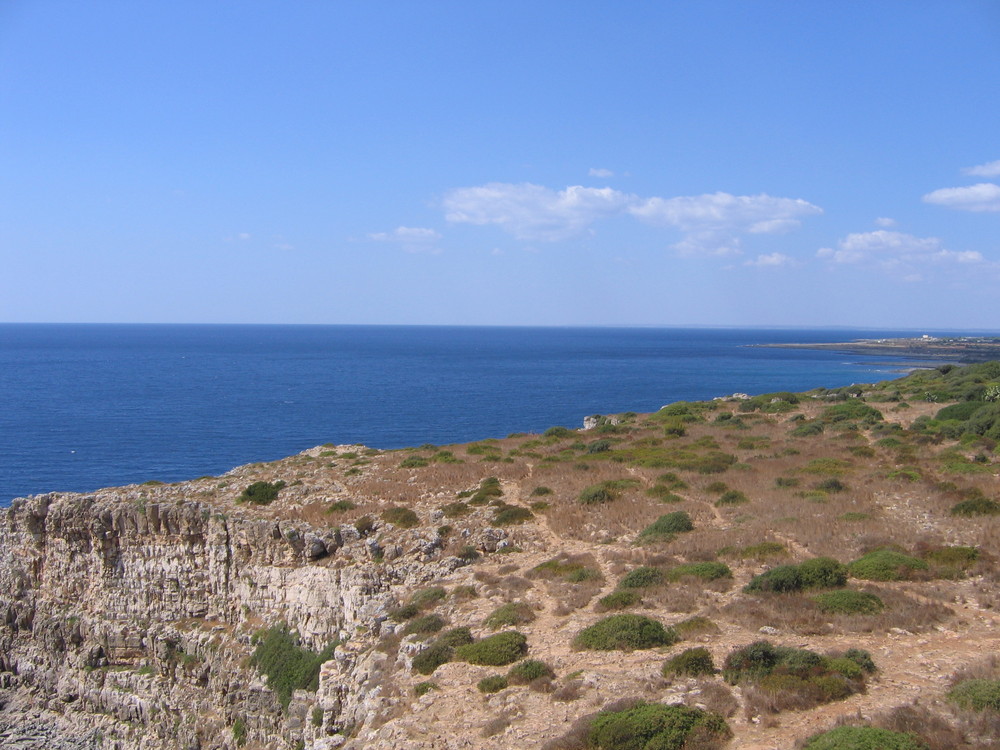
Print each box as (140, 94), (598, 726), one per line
(138, 365), (1000, 749)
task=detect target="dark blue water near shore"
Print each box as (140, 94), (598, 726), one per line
(0, 324), (977, 505)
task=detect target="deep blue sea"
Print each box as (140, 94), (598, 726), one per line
(0, 324), (984, 506)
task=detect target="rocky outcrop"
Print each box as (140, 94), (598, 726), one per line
(0, 489), (479, 749)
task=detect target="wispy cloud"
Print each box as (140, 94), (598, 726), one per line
(923, 182), (1000, 212)
(744, 252), (795, 268)
(442, 182), (821, 254)
(368, 226), (443, 253)
(962, 159), (1000, 178)
(588, 167), (614, 178)
(874, 217), (896, 227)
(442, 183), (634, 241)
(817, 230), (984, 278)
(629, 192), (822, 255)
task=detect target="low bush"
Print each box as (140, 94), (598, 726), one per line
(402, 613), (447, 637)
(579, 483), (617, 505)
(573, 614), (677, 651)
(544, 426), (575, 438)
(326, 499), (356, 512)
(411, 627), (475, 674)
(440, 501), (470, 518)
(414, 681), (438, 696)
(666, 561), (732, 582)
(947, 678), (1000, 711)
(585, 702), (731, 750)
(811, 590), (885, 615)
(491, 503), (534, 526)
(400, 456), (429, 468)
(848, 549), (928, 581)
(455, 631), (528, 666)
(663, 647), (716, 677)
(597, 590), (641, 610)
(638, 511), (694, 543)
(477, 675), (508, 694)
(484, 602), (536, 630)
(507, 659), (555, 684)
(673, 616), (720, 638)
(645, 484), (684, 503)
(617, 566), (665, 589)
(716, 490), (749, 506)
(251, 626), (337, 708)
(530, 485), (553, 496)
(802, 726), (929, 750)
(381, 506), (419, 528)
(744, 557), (847, 593)
(950, 496), (1000, 517)
(238, 480), (286, 505)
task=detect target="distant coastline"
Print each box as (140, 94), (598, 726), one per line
(760, 336), (1000, 363)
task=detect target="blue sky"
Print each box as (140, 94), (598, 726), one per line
(2, 2), (999, 329)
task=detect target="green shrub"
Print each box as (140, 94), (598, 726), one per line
(455, 631), (528, 666)
(484, 602), (535, 630)
(400, 456), (429, 468)
(411, 642), (454, 675)
(573, 614), (677, 651)
(251, 626), (338, 709)
(507, 659), (555, 684)
(811, 590), (884, 615)
(716, 490), (748, 506)
(839, 512), (870, 522)
(477, 675), (508, 694)
(402, 614), (447, 637)
(827, 657), (864, 679)
(822, 401), (883, 424)
(950, 496), (1000, 516)
(791, 421), (824, 437)
(354, 515), (375, 536)
(667, 562), (732, 582)
(389, 603), (420, 621)
(544, 426), (575, 438)
(922, 545), (979, 571)
(727, 541), (787, 560)
(802, 726), (929, 750)
(597, 590), (641, 610)
(848, 549), (928, 581)
(327, 499), (356, 512)
(579, 483), (620, 504)
(663, 647), (716, 677)
(587, 439), (613, 453)
(530, 485), (553, 496)
(618, 566), (665, 589)
(586, 702), (731, 750)
(436, 627), (475, 648)
(815, 478), (847, 493)
(644, 485), (684, 503)
(491, 504), (534, 526)
(410, 587), (446, 609)
(744, 557), (846, 593)
(843, 648), (877, 673)
(638, 511), (694, 543)
(238, 480), (286, 505)
(232, 718), (247, 747)
(673, 616), (720, 638)
(441, 501), (470, 518)
(381, 506), (419, 528)
(947, 679), (1000, 711)
(414, 681), (438, 696)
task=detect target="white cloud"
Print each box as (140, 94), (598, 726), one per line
(368, 226), (443, 253)
(874, 217), (896, 227)
(962, 159), (1000, 178)
(817, 230), (985, 279)
(273, 243), (294, 251)
(442, 183), (634, 241)
(922, 182), (1000, 212)
(744, 252), (795, 268)
(588, 167), (614, 178)
(442, 182), (822, 257)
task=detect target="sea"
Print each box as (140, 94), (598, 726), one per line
(0, 324), (985, 507)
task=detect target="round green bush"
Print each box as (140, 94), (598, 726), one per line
(802, 726), (928, 750)
(477, 675), (509, 694)
(848, 549), (928, 581)
(950, 497), (1000, 517)
(597, 590), (641, 610)
(638, 511), (694, 542)
(663, 647), (716, 677)
(402, 613), (447, 637)
(947, 679), (1000, 711)
(381, 506), (420, 528)
(666, 561), (732, 582)
(507, 659), (555, 684)
(579, 484), (617, 504)
(484, 602), (535, 630)
(716, 490), (748, 506)
(798, 557), (849, 588)
(411, 642), (454, 675)
(455, 631), (528, 666)
(587, 702), (730, 750)
(811, 590), (884, 615)
(573, 614), (677, 651)
(617, 566), (665, 589)
(491, 504), (534, 526)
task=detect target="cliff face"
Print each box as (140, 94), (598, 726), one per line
(0, 488), (463, 750)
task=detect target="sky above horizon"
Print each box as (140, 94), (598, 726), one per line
(2, 2), (999, 330)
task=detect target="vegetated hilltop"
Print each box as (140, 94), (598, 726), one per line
(3, 362), (1000, 749)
